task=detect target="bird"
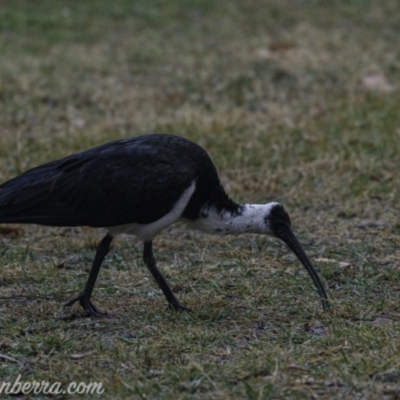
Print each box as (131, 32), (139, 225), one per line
(0, 134), (329, 316)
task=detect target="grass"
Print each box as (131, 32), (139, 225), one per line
(1, 0), (400, 398)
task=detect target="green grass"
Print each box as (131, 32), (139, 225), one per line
(1, 0), (400, 398)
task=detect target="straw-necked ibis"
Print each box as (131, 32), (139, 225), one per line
(0, 134), (329, 316)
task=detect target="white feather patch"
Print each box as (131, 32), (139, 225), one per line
(187, 202), (279, 235)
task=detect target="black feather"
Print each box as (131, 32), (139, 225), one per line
(0, 134), (239, 227)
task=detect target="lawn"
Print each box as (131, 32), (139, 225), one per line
(1, 0), (400, 398)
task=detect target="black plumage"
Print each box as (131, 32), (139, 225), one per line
(0, 135), (236, 226)
(0, 134), (329, 316)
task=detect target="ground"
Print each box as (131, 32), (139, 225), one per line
(0, 1), (400, 399)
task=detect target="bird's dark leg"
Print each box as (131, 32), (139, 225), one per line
(64, 233), (113, 317)
(143, 241), (190, 312)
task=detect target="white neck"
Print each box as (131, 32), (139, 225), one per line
(187, 202), (279, 235)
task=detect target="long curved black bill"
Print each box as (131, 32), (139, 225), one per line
(277, 228), (330, 311)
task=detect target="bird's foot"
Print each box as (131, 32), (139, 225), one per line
(169, 302), (192, 312)
(64, 293), (106, 317)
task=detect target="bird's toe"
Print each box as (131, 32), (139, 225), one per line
(169, 303), (192, 313)
(64, 293), (106, 317)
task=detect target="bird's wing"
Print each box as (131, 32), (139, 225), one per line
(0, 142), (196, 227)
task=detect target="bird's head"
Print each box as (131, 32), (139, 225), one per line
(265, 202), (292, 237)
(264, 203), (330, 311)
